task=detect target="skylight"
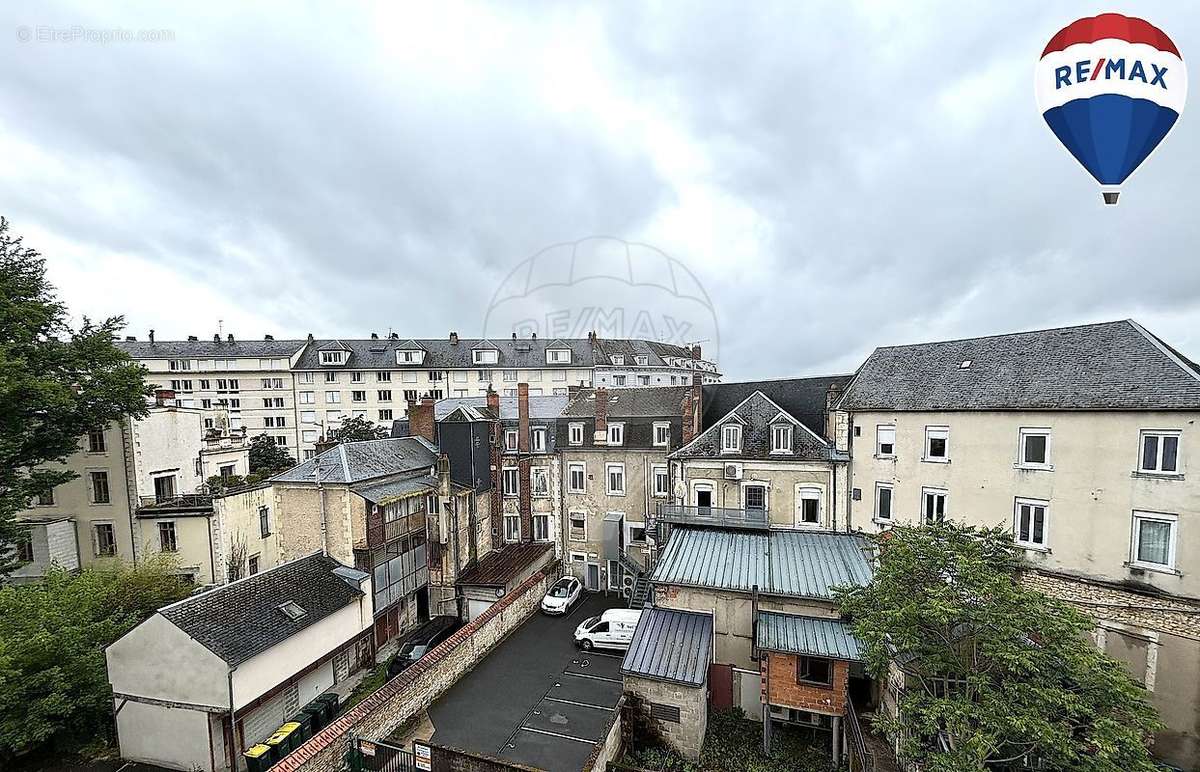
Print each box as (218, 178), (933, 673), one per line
(278, 601), (307, 621)
(959, 360), (972, 369)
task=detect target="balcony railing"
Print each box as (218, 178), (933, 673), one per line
(137, 494), (214, 511)
(654, 504), (770, 530)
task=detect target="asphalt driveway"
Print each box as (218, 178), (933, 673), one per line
(427, 592), (626, 772)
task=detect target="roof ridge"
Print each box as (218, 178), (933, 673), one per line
(871, 319), (1130, 352)
(158, 551), (328, 612)
(1126, 319), (1200, 384)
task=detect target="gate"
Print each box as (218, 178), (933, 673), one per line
(708, 663), (734, 710)
(346, 736), (416, 772)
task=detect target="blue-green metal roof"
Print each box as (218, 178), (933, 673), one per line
(621, 607), (712, 686)
(650, 527), (872, 599)
(756, 611), (863, 661)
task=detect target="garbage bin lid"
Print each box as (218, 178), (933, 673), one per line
(244, 744), (272, 759)
(266, 723), (300, 745)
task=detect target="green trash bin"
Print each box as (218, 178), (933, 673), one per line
(265, 721), (300, 760)
(289, 711), (314, 743)
(317, 692), (341, 720)
(244, 744), (273, 772)
(301, 701), (326, 732)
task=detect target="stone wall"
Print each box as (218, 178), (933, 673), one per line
(624, 677), (707, 761)
(272, 562), (557, 772)
(1022, 569), (1200, 641)
(583, 694), (625, 772)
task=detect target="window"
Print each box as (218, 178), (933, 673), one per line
(796, 487), (821, 525)
(771, 424), (793, 453)
(503, 369), (517, 381)
(402, 371), (418, 383)
(796, 655), (833, 686)
(325, 391), (340, 403)
(16, 533), (33, 563)
(531, 428), (547, 453)
(531, 467), (550, 497)
(569, 512), (587, 541)
(320, 350), (346, 365)
(303, 430), (318, 442)
(278, 600), (307, 621)
(474, 349), (499, 365)
(503, 467), (519, 497)
(351, 371), (363, 383)
(606, 463), (626, 495)
(158, 522), (178, 553)
(722, 424), (742, 453)
(261, 377), (284, 389)
(379, 409), (393, 421)
(1014, 498), (1048, 549)
(248, 555), (260, 575)
(547, 349), (571, 364)
(504, 513), (521, 542)
(638, 375), (651, 386)
(874, 483), (893, 522)
(477, 369), (489, 382)
(86, 427), (107, 453)
(876, 425), (895, 457)
(168, 359), (191, 371)
(1139, 431), (1181, 474)
(607, 423), (624, 446)
(352, 390), (366, 402)
(652, 466), (669, 497)
(428, 371), (443, 381)
(533, 513), (550, 541)
(744, 484), (766, 511)
(376, 371), (392, 382)
(403, 389), (418, 402)
(627, 521), (647, 544)
(505, 429), (518, 451)
(924, 426), (949, 462)
(299, 372), (314, 384)
(611, 354), (624, 365)
(653, 422), (670, 448)
(1019, 428), (1052, 468)
(199, 380), (211, 390)
(635, 355), (648, 366)
(94, 523), (116, 556)
(1131, 511), (1177, 570)
(569, 423), (584, 446)
(35, 488), (54, 506)
(259, 506), (271, 538)
(89, 471), (110, 504)
(568, 462), (586, 493)
(613, 375), (627, 386)
(922, 487), (948, 523)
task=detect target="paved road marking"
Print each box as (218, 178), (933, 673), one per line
(561, 670), (622, 684)
(543, 696), (616, 711)
(519, 726), (599, 744)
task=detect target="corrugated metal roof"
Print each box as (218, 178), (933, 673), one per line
(755, 611), (863, 661)
(271, 437), (437, 484)
(650, 527), (872, 599)
(351, 475), (437, 505)
(621, 607), (712, 686)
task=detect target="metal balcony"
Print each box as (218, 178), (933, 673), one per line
(653, 504), (770, 531)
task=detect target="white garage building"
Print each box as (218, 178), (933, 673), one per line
(106, 553), (373, 771)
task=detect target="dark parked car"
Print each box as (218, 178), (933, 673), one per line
(387, 615), (462, 677)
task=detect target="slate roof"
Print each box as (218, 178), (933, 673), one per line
(116, 339), (306, 358)
(702, 375), (851, 439)
(837, 319), (1200, 412)
(351, 474), (437, 506)
(271, 437), (437, 484)
(621, 607), (713, 687)
(651, 527), (873, 599)
(158, 553), (364, 665)
(671, 390), (833, 461)
(755, 611), (863, 661)
(433, 395), (570, 421)
(455, 542), (553, 587)
(291, 337), (619, 371)
(562, 386), (690, 418)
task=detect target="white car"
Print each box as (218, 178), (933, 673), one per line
(541, 576), (583, 615)
(574, 608), (642, 651)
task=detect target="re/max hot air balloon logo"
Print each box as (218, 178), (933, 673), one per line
(1035, 13), (1187, 205)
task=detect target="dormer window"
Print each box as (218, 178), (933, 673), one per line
(319, 350), (346, 366)
(547, 348), (571, 364)
(610, 354), (624, 366)
(396, 350), (424, 365)
(473, 349), (499, 365)
(635, 355), (648, 366)
(722, 424), (742, 453)
(771, 424), (793, 453)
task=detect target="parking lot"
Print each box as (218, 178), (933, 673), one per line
(427, 592), (626, 772)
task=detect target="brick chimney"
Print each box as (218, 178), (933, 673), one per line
(825, 381), (844, 441)
(486, 388), (503, 543)
(409, 398), (437, 445)
(449, 331), (459, 345)
(154, 389), (175, 407)
(486, 387), (499, 416)
(593, 387), (609, 445)
(438, 454), (451, 496)
(682, 374), (703, 444)
(517, 383), (532, 542)
(691, 344), (701, 360)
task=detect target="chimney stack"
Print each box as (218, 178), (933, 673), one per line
(409, 397), (437, 445)
(390, 333), (399, 340)
(682, 373), (703, 444)
(449, 331), (459, 345)
(594, 387), (609, 445)
(511, 332), (517, 340)
(307, 333), (314, 341)
(264, 334), (274, 340)
(227, 333), (234, 342)
(315, 437), (339, 456)
(691, 344), (701, 360)
(517, 383), (532, 542)
(371, 333), (378, 340)
(214, 334), (221, 343)
(825, 382), (844, 441)
(486, 387), (503, 543)
(438, 454), (451, 496)
(148, 329), (155, 344)
(187, 335), (198, 341)
(486, 387), (499, 416)
(125, 335), (136, 342)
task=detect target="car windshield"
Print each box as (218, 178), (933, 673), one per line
(581, 615), (599, 628)
(407, 644), (429, 659)
(549, 581), (572, 598)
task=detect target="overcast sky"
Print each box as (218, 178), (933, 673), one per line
(2, 1), (1197, 380)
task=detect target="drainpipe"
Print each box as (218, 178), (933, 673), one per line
(315, 460), (328, 556)
(227, 667), (238, 771)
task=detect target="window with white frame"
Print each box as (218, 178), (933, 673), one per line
(922, 487), (948, 523)
(325, 391), (340, 403)
(606, 463), (626, 495)
(299, 391), (315, 404)
(924, 426), (949, 462)
(1018, 428), (1052, 468)
(531, 467), (550, 497)
(531, 428), (547, 453)
(653, 422), (671, 448)
(744, 484), (767, 511)
(547, 349), (571, 364)
(320, 350), (346, 365)
(533, 513), (550, 541)
(613, 375), (627, 386)
(1014, 498), (1049, 549)
(607, 423), (624, 446)
(626, 520), (647, 544)
(503, 369), (517, 381)
(505, 429), (518, 451)
(876, 425), (896, 457)
(569, 423), (584, 446)
(611, 354), (624, 365)
(473, 349), (499, 365)
(502, 467), (519, 497)
(635, 355), (648, 366)
(722, 424), (742, 453)
(377, 371), (392, 382)
(299, 372), (314, 384)
(303, 430), (318, 443)
(652, 466), (669, 497)
(324, 372), (338, 384)
(504, 513), (521, 542)
(771, 424), (793, 453)
(1131, 511), (1177, 570)
(568, 462), (586, 493)
(569, 512), (587, 541)
(796, 486), (821, 525)
(379, 409), (393, 421)
(874, 483), (893, 521)
(350, 371), (363, 383)
(1139, 430), (1181, 474)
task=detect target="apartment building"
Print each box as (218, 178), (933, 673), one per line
(837, 319), (1200, 767)
(558, 385), (687, 595)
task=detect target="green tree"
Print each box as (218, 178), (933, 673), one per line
(836, 523), (1160, 772)
(248, 433), (295, 474)
(0, 558), (192, 761)
(328, 414), (390, 443)
(0, 218), (148, 572)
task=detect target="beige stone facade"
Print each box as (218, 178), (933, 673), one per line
(624, 675), (707, 760)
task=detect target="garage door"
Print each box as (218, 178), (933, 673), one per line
(467, 598), (493, 621)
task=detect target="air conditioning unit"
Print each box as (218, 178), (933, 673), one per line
(768, 705), (791, 721)
(723, 463), (743, 480)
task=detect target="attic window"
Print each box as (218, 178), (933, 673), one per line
(320, 350), (346, 366)
(959, 360), (972, 369)
(473, 349), (499, 365)
(278, 601), (307, 621)
(610, 354), (625, 366)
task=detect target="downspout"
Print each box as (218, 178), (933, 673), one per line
(315, 462), (328, 556)
(227, 667), (238, 771)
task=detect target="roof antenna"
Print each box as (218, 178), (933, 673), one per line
(218, 319), (224, 337)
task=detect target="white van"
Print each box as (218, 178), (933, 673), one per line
(574, 608), (643, 651)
